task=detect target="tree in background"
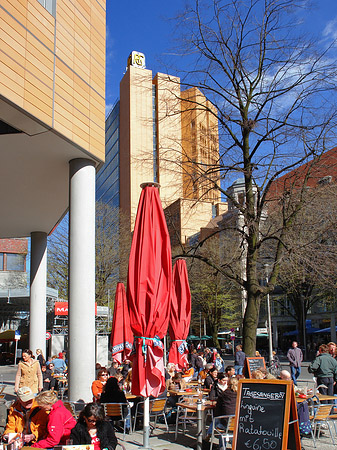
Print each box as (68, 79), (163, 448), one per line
(48, 202), (130, 305)
(186, 237), (242, 348)
(270, 182), (337, 347)
(166, 0), (337, 354)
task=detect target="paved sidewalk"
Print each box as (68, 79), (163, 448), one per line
(1, 364), (336, 449)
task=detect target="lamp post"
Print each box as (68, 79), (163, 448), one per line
(265, 264), (273, 363)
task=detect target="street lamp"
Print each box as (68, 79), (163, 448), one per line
(265, 264), (273, 364)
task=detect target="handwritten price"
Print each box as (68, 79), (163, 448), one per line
(244, 438), (278, 450)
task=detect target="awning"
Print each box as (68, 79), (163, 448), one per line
(0, 329), (17, 342)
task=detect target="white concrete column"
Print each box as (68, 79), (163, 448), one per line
(30, 231), (47, 357)
(68, 158), (96, 401)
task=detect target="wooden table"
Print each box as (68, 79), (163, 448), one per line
(296, 394), (336, 403)
(125, 393), (138, 400)
(176, 400), (216, 439)
(169, 389), (200, 396)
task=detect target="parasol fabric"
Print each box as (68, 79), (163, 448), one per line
(110, 282), (133, 364)
(168, 259), (191, 369)
(127, 185), (172, 398)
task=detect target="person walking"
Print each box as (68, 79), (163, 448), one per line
(287, 341), (303, 385)
(308, 344), (337, 397)
(234, 344), (245, 375)
(15, 349), (43, 394)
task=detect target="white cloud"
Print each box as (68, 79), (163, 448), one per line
(323, 17), (337, 40)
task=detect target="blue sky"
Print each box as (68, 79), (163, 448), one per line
(105, 1), (185, 111)
(105, 1), (337, 113)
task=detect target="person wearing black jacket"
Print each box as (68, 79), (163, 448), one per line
(70, 403), (117, 450)
(204, 367), (218, 389)
(100, 377), (129, 429)
(214, 377), (238, 419)
(209, 373), (228, 400)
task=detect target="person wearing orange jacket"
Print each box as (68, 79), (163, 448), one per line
(4, 386), (48, 445)
(91, 369), (109, 402)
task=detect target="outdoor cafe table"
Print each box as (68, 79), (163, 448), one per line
(176, 399), (216, 439)
(169, 389), (199, 396)
(126, 393), (138, 400)
(168, 389), (209, 396)
(296, 393), (336, 403)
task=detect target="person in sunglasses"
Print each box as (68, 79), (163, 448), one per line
(92, 369), (109, 402)
(70, 403), (117, 450)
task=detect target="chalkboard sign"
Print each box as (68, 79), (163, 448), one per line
(232, 379), (301, 450)
(244, 357), (266, 377)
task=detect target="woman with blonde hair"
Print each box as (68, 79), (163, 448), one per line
(31, 391), (76, 448)
(36, 349), (45, 367)
(15, 349), (43, 394)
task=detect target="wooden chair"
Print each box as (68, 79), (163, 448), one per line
(102, 403), (130, 441)
(63, 401), (79, 419)
(309, 403), (335, 447)
(210, 415), (235, 450)
(133, 398), (168, 434)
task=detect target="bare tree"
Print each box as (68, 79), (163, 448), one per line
(187, 239), (242, 348)
(48, 202), (130, 305)
(165, 0), (337, 354)
(270, 182), (337, 346)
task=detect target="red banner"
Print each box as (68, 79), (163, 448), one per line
(54, 302), (97, 315)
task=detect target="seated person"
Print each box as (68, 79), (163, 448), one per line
(182, 364), (194, 382)
(165, 362), (176, 383)
(31, 391), (77, 448)
(95, 363), (102, 378)
(4, 386), (48, 445)
(100, 377), (130, 431)
(123, 369), (132, 393)
(224, 365), (236, 378)
(167, 372), (187, 391)
(209, 373), (228, 400)
(92, 369), (109, 402)
(41, 364), (56, 391)
(107, 361), (119, 377)
(167, 372), (187, 407)
(198, 363), (213, 383)
(121, 360), (131, 381)
(53, 353), (67, 374)
(279, 370), (292, 381)
(214, 377), (238, 417)
(251, 370), (264, 379)
(207, 377), (239, 438)
(70, 402), (117, 450)
(204, 367), (218, 389)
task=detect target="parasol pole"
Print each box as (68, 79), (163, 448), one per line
(143, 396), (150, 449)
(163, 335), (167, 366)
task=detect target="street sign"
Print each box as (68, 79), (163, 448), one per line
(46, 331), (51, 340)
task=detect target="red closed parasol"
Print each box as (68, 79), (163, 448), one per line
(110, 282), (133, 364)
(127, 184), (172, 398)
(168, 259), (191, 370)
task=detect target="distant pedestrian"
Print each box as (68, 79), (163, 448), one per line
(234, 344), (245, 375)
(308, 344), (337, 397)
(287, 341), (303, 385)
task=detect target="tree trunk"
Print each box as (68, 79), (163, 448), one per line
(242, 292), (261, 356)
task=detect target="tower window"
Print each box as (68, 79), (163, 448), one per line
(37, 0), (56, 17)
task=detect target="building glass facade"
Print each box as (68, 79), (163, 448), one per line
(96, 102), (120, 208)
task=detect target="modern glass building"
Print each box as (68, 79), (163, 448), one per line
(96, 102), (120, 208)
